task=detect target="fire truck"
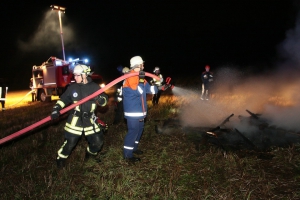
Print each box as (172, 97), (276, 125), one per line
(30, 56), (104, 102)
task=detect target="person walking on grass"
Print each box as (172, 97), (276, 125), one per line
(50, 64), (108, 168)
(122, 56), (157, 162)
(201, 65), (213, 100)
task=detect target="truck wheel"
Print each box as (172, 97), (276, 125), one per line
(39, 90), (47, 102)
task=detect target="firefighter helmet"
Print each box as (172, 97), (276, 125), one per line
(73, 64), (91, 75)
(130, 56), (144, 68)
(122, 67), (130, 74)
(153, 66), (160, 73)
(205, 65), (210, 70)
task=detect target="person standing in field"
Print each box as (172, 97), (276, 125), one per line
(201, 65), (213, 100)
(150, 66), (164, 106)
(0, 78), (8, 111)
(50, 64), (108, 168)
(122, 56), (157, 162)
(113, 66), (130, 125)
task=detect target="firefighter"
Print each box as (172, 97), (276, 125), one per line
(122, 56), (157, 162)
(113, 66), (130, 125)
(50, 64), (108, 168)
(201, 65), (213, 100)
(0, 78), (8, 111)
(150, 66), (164, 106)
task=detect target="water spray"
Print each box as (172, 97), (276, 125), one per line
(0, 72), (161, 145)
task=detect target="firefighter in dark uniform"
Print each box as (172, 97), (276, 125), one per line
(201, 65), (213, 100)
(150, 66), (164, 106)
(113, 66), (130, 125)
(50, 64), (108, 168)
(0, 78), (8, 111)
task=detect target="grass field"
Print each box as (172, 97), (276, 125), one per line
(1, 81), (300, 199)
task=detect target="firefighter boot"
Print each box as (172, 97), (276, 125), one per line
(56, 157), (66, 168)
(125, 157), (141, 163)
(133, 149), (144, 155)
(200, 95), (204, 100)
(85, 151), (101, 163)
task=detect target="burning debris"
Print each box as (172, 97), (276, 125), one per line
(155, 109), (300, 152)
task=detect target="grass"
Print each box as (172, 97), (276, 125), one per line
(0, 89), (300, 199)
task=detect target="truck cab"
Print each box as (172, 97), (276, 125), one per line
(30, 57), (104, 102)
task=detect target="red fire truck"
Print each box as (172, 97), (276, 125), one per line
(30, 56), (104, 102)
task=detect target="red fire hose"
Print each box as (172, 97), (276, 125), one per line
(0, 72), (160, 145)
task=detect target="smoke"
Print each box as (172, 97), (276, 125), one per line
(17, 11), (75, 55)
(176, 11), (300, 132)
(277, 12), (300, 67)
(177, 65), (300, 132)
(177, 62), (300, 133)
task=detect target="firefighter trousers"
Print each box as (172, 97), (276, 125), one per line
(123, 118), (144, 158)
(57, 131), (104, 159)
(152, 89), (162, 105)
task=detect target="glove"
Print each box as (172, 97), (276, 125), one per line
(139, 71), (145, 83)
(51, 105), (61, 120)
(95, 93), (109, 106)
(96, 118), (108, 132)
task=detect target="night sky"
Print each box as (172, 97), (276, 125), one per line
(1, 0), (298, 90)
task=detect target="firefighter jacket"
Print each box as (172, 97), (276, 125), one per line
(201, 71), (213, 85)
(54, 77), (107, 136)
(115, 82), (124, 102)
(151, 74), (164, 87)
(122, 71), (157, 120)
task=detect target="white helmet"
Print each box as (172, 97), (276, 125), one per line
(73, 64), (92, 75)
(153, 66), (160, 73)
(122, 67), (130, 74)
(130, 56), (144, 68)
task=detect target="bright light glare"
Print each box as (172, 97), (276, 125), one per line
(68, 58), (73, 62)
(100, 83), (105, 88)
(84, 59), (89, 63)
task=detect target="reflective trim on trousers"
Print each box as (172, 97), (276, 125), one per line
(124, 112), (146, 117)
(57, 140), (69, 158)
(124, 146), (134, 150)
(87, 146), (97, 155)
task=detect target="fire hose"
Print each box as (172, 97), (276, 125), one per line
(6, 90), (36, 108)
(0, 72), (160, 145)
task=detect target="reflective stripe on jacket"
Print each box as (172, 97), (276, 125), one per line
(123, 71), (157, 120)
(55, 77), (105, 135)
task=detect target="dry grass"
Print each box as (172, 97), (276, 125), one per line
(0, 86), (300, 199)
